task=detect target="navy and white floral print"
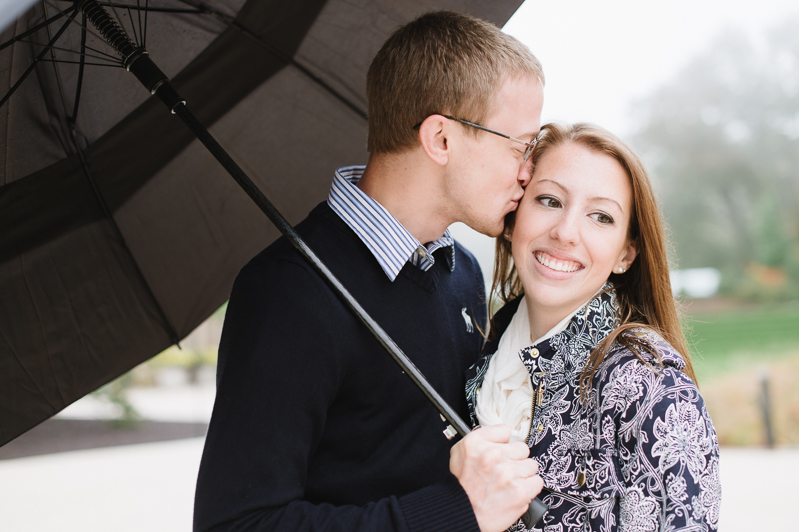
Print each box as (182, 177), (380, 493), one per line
(465, 286), (721, 531)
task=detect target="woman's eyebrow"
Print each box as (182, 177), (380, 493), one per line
(591, 196), (625, 214)
(535, 179), (624, 213)
(535, 178), (566, 191)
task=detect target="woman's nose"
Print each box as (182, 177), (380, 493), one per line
(549, 212), (580, 245)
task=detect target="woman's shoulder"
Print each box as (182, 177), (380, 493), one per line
(594, 328), (698, 403)
(605, 328), (687, 373)
(589, 329), (711, 439)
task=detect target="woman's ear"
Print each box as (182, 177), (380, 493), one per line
(615, 239), (638, 273)
(418, 115), (450, 166)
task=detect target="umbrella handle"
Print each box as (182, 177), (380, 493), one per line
(523, 497), (548, 528)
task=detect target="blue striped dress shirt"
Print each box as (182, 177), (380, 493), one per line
(327, 165), (456, 281)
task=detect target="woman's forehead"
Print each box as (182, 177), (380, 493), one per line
(530, 143), (632, 209)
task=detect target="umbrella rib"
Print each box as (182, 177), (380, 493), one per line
(107, 0), (136, 47)
(173, 0), (368, 121)
(97, 3), (201, 14)
(0, 310), (60, 412)
(16, 40), (122, 64)
(71, 14), (88, 120)
(142, 0), (148, 48)
(0, 7), (74, 53)
(43, 0), (124, 59)
(126, 4), (140, 46)
(37, 58), (122, 67)
(78, 42), (125, 61)
(42, 2), (73, 133)
(68, 126), (183, 348)
(135, 0), (143, 49)
(0, 10), (78, 110)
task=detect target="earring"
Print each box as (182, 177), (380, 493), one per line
(617, 267), (625, 274)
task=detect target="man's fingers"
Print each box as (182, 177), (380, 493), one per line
(472, 423), (512, 443)
(502, 441), (532, 460)
(513, 458), (540, 479)
(471, 426), (533, 460)
(523, 473), (545, 499)
(453, 428), (535, 470)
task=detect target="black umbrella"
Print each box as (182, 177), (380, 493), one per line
(1, 0), (549, 524)
(0, 0), (552, 522)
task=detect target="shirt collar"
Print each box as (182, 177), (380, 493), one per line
(327, 165), (456, 281)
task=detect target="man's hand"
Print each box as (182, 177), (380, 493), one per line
(450, 424), (544, 532)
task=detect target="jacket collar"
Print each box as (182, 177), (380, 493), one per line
(519, 283), (621, 377)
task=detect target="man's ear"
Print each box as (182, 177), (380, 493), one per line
(417, 115), (450, 166)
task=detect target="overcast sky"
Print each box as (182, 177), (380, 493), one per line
(504, 0), (799, 136)
(451, 0), (799, 288)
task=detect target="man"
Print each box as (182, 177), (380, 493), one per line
(194, 11), (545, 532)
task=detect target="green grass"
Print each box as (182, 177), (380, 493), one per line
(683, 304), (799, 381)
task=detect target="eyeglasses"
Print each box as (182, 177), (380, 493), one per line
(413, 114), (539, 162)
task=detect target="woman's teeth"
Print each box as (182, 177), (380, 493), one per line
(535, 251), (581, 273)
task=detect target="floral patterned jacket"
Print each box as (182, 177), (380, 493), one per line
(465, 289), (721, 532)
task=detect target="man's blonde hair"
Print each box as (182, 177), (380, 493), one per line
(366, 11), (544, 154)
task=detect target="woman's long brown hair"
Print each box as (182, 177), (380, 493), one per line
(491, 123), (697, 396)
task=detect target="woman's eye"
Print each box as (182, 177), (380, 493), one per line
(590, 212), (614, 225)
(537, 195), (561, 208)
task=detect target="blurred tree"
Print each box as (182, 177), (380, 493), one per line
(92, 372), (140, 428)
(632, 18), (799, 299)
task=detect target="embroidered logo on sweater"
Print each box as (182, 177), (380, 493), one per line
(461, 307), (474, 333)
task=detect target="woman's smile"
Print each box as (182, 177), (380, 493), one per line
(533, 250), (583, 274)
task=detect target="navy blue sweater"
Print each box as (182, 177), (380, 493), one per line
(194, 202), (487, 531)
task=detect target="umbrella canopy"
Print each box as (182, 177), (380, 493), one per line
(0, 0), (524, 445)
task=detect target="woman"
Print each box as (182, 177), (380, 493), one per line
(465, 123), (721, 531)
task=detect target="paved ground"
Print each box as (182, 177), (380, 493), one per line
(0, 438), (203, 532)
(3, 440), (796, 530)
(1, 384), (795, 530)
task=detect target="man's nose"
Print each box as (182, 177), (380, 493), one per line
(517, 159), (532, 188)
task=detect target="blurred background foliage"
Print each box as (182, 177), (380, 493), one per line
(632, 17), (799, 302)
(628, 17), (799, 445)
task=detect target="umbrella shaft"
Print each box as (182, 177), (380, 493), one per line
(133, 48), (546, 532)
(74, 0), (469, 435)
(169, 99), (472, 437)
(169, 94), (547, 529)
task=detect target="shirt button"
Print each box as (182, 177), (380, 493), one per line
(634, 331), (646, 338)
(537, 424), (544, 433)
(577, 471), (586, 486)
(530, 348), (539, 358)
